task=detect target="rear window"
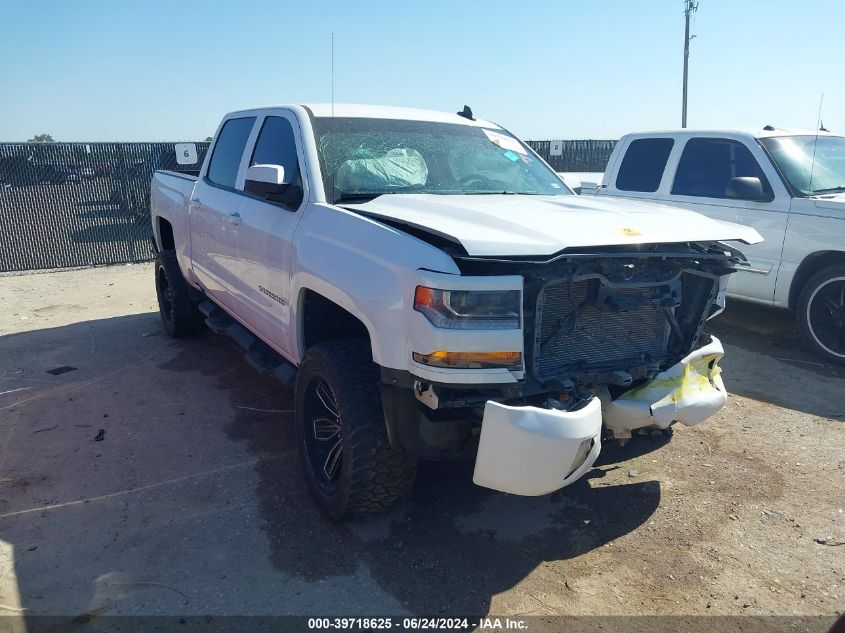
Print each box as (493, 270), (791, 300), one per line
(207, 117), (256, 188)
(615, 138), (674, 192)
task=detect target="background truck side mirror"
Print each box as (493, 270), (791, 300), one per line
(725, 176), (769, 202)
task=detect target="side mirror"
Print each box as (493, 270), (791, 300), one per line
(579, 181), (599, 195)
(725, 176), (769, 201)
(244, 164), (287, 198)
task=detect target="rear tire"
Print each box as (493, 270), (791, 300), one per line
(155, 249), (203, 338)
(295, 340), (417, 520)
(796, 264), (845, 365)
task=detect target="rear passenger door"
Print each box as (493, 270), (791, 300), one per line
(666, 137), (789, 302)
(228, 111), (308, 358)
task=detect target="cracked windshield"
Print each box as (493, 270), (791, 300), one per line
(312, 117), (571, 202)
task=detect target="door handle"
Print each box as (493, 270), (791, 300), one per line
(190, 197), (202, 206)
(228, 212), (242, 226)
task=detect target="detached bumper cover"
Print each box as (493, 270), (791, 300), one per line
(470, 337), (726, 496)
(473, 397), (602, 496)
(602, 335), (727, 439)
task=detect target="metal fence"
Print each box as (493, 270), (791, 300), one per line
(526, 139), (616, 173)
(1, 139), (613, 273)
(0, 142), (209, 272)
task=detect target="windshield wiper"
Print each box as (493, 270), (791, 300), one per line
(463, 191), (549, 195)
(334, 185), (427, 204)
(810, 185), (845, 195)
(334, 193), (383, 203)
(334, 189), (551, 202)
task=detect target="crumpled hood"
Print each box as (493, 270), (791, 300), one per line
(343, 194), (763, 257)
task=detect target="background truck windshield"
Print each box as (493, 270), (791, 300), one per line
(760, 135), (845, 196)
(311, 117), (570, 202)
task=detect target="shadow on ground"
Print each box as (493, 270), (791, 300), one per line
(159, 334), (663, 615)
(706, 299), (845, 418)
(4, 303), (842, 619)
(0, 316), (660, 618)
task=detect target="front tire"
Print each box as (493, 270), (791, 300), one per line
(155, 249), (203, 338)
(796, 264), (845, 365)
(295, 340), (417, 519)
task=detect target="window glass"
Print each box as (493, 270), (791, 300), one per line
(250, 116), (302, 188)
(615, 138), (674, 192)
(760, 135), (845, 196)
(672, 137), (772, 199)
(310, 117), (570, 203)
(206, 117), (255, 188)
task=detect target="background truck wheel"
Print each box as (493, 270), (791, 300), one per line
(295, 340), (417, 519)
(796, 264), (845, 365)
(155, 249), (203, 338)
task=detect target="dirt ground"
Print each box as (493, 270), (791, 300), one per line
(0, 264), (842, 629)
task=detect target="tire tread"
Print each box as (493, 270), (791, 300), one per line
(156, 249), (203, 338)
(796, 263), (845, 365)
(296, 340), (416, 519)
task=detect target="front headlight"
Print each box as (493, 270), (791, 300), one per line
(413, 286), (521, 329)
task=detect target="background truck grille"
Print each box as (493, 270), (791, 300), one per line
(532, 279), (670, 380)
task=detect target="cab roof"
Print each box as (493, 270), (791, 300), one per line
(624, 127), (839, 140)
(226, 103), (501, 129)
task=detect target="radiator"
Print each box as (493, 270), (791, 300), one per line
(532, 279), (670, 380)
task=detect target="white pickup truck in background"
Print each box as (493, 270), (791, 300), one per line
(150, 104), (762, 519)
(575, 129), (845, 364)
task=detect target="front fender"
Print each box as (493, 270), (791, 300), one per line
(290, 204), (459, 368)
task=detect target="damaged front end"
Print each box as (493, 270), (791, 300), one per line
(382, 241), (742, 496)
(454, 242), (736, 438)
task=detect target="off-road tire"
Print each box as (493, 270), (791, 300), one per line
(796, 263), (845, 365)
(155, 249), (203, 338)
(295, 340), (417, 519)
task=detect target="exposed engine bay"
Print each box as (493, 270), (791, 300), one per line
(453, 241), (736, 398)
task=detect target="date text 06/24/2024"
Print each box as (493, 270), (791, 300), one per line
(307, 617), (528, 630)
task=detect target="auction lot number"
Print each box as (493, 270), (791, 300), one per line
(308, 617), (474, 630)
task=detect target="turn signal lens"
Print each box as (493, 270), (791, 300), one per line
(412, 350), (522, 369)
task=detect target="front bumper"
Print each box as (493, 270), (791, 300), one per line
(600, 335), (727, 439)
(471, 336), (728, 496)
(473, 397), (602, 496)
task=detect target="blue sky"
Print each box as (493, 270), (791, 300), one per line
(1, 0), (842, 142)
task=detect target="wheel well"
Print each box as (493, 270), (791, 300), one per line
(789, 251), (845, 309)
(157, 217), (175, 251)
(301, 290), (371, 354)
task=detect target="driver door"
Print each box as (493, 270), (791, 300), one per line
(227, 111), (308, 357)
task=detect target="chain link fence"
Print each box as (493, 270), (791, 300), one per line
(526, 139), (616, 173)
(1, 139), (614, 273)
(0, 142), (209, 272)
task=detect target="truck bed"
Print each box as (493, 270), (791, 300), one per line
(150, 170), (197, 258)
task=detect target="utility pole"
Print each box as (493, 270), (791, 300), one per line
(681, 0), (698, 128)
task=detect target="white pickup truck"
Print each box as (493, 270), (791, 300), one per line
(150, 104), (761, 519)
(577, 129), (845, 364)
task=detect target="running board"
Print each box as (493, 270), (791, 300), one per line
(198, 300), (297, 387)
